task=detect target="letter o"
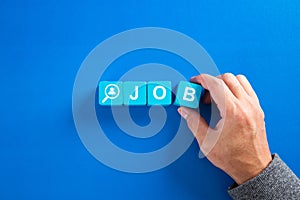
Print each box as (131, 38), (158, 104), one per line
(153, 86), (166, 100)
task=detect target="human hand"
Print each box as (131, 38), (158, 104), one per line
(177, 73), (272, 185)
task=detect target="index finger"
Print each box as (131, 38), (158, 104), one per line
(190, 74), (233, 116)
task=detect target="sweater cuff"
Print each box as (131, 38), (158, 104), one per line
(228, 154), (300, 200)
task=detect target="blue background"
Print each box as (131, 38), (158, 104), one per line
(1, 0), (300, 199)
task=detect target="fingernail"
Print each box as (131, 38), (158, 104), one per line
(178, 107), (188, 119)
(190, 76), (197, 80)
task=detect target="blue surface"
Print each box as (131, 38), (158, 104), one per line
(1, 0), (300, 200)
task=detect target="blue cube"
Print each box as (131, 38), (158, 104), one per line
(98, 81), (123, 106)
(123, 81), (147, 105)
(147, 81), (172, 106)
(174, 81), (203, 108)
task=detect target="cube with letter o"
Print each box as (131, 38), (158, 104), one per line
(147, 81), (172, 106)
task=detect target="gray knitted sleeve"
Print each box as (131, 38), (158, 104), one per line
(228, 154), (300, 200)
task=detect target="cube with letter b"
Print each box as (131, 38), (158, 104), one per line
(174, 81), (203, 108)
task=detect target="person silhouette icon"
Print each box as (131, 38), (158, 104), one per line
(108, 87), (116, 96)
(101, 84), (120, 104)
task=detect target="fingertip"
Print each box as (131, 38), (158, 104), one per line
(190, 76), (197, 80)
(177, 107), (188, 120)
(190, 74), (208, 80)
(190, 74), (208, 89)
(177, 107), (182, 116)
(189, 76), (199, 83)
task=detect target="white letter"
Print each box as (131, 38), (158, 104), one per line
(130, 86), (139, 100)
(183, 87), (195, 102)
(153, 86), (166, 100)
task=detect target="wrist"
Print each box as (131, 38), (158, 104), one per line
(234, 155), (273, 185)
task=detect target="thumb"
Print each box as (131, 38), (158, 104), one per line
(177, 107), (209, 145)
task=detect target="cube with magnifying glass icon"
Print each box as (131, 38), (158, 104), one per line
(98, 81), (123, 105)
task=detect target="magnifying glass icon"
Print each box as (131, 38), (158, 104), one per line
(101, 84), (120, 103)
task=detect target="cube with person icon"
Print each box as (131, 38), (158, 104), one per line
(98, 81), (123, 105)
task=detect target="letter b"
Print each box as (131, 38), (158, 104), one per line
(174, 81), (203, 108)
(183, 87), (196, 102)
